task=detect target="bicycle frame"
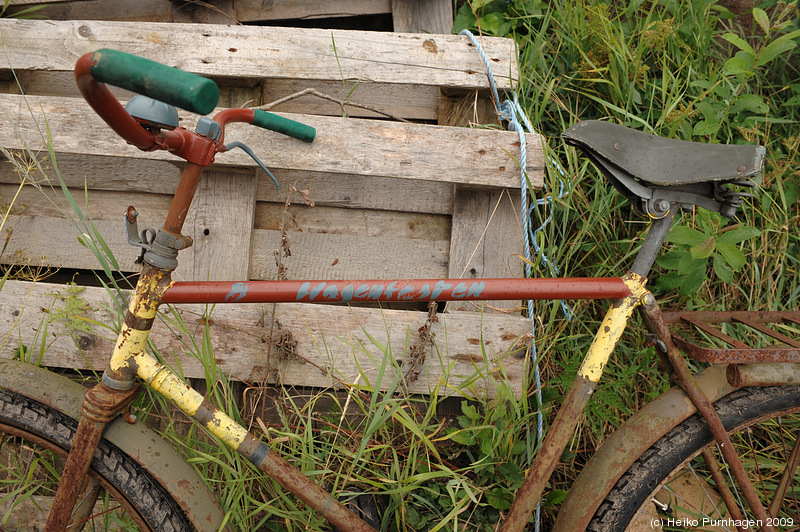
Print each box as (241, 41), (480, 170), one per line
(47, 50), (788, 532)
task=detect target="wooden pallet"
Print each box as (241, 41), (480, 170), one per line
(0, 2), (543, 398)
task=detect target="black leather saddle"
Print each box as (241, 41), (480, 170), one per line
(562, 120), (765, 218)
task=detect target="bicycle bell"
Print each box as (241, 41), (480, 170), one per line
(125, 94), (179, 131)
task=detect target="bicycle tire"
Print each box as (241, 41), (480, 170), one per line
(0, 388), (194, 531)
(586, 385), (800, 531)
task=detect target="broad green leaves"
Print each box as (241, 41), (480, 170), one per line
(655, 221), (761, 296)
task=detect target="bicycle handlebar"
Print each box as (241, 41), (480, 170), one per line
(75, 49), (315, 167)
(88, 49), (220, 115)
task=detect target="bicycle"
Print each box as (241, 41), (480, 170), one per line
(0, 48), (797, 531)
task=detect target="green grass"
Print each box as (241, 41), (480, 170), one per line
(1, 0), (799, 530)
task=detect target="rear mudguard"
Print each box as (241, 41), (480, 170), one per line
(0, 359), (230, 532)
(554, 365), (734, 531)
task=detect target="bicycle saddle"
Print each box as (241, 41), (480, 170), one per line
(563, 120), (766, 218)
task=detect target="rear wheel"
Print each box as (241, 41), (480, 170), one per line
(587, 385), (800, 531)
(0, 388), (193, 531)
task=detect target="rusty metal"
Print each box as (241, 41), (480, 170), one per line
(256, 450), (378, 532)
(501, 375), (598, 532)
(0, 359), (232, 530)
(642, 298), (777, 532)
(700, 447), (747, 523)
(501, 273), (648, 532)
(554, 365), (735, 531)
(727, 363), (800, 387)
(163, 276), (634, 305)
(769, 433), (800, 517)
(662, 310), (800, 364)
(163, 163), (204, 236)
(45, 381), (141, 531)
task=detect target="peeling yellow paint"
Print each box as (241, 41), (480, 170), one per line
(135, 352), (248, 450)
(578, 273), (648, 383)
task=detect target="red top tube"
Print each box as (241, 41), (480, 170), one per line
(162, 277), (633, 304)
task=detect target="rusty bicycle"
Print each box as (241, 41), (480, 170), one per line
(0, 49), (798, 531)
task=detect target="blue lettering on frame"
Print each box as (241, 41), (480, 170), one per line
(398, 285), (415, 300)
(466, 281), (485, 298)
(323, 285), (339, 300)
(368, 285), (385, 300)
(225, 282), (249, 303)
(340, 285), (355, 302)
(452, 282), (469, 298)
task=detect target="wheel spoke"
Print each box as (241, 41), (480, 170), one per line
(769, 419), (800, 518)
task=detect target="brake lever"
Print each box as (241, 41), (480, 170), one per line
(224, 141), (281, 191)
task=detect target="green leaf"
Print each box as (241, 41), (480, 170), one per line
(461, 401), (480, 421)
(713, 254), (734, 283)
(717, 226), (760, 245)
(667, 225), (709, 246)
(755, 30), (800, 68)
(543, 489), (568, 507)
(690, 237), (716, 259)
(723, 51), (755, 76)
(753, 8), (770, 35)
(722, 33), (755, 56)
(716, 242), (746, 271)
(730, 94), (769, 115)
(447, 428), (473, 445)
(656, 250), (689, 270)
(693, 120), (720, 136)
(497, 462), (525, 488)
(679, 264), (707, 296)
(487, 487), (514, 510)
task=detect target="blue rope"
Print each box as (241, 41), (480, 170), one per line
(460, 29), (573, 531)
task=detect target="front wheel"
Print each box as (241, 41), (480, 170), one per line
(0, 388), (193, 531)
(587, 385), (800, 531)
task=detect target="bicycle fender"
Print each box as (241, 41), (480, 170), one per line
(553, 365), (734, 531)
(0, 359), (231, 532)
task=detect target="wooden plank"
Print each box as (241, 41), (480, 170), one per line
(447, 189), (524, 312)
(0, 93), (544, 189)
(249, 228), (449, 281)
(254, 202), (450, 240)
(0, 279), (532, 398)
(7, 0), (238, 23)
(175, 171), (257, 282)
(0, 154), (456, 215)
(392, 0), (453, 34)
(261, 78), (439, 120)
(235, 0), (391, 22)
(0, 19), (517, 90)
(0, 185), (450, 280)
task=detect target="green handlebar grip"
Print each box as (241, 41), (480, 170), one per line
(253, 109), (316, 142)
(89, 49), (219, 115)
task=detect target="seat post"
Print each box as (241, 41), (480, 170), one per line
(630, 207), (677, 278)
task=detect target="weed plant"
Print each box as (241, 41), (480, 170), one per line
(0, 1), (798, 531)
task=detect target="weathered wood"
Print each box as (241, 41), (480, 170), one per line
(249, 228), (449, 281)
(261, 78), (439, 120)
(392, 0), (453, 34)
(0, 154), (455, 215)
(0, 184), (452, 280)
(254, 202), (450, 241)
(175, 171), (257, 282)
(236, 0), (391, 22)
(0, 93), (544, 189)
(447, 188), (525, 312)
(0, 19), (516, 90)
(0, 279), (531, 398)
(7, 0), (238, 23)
